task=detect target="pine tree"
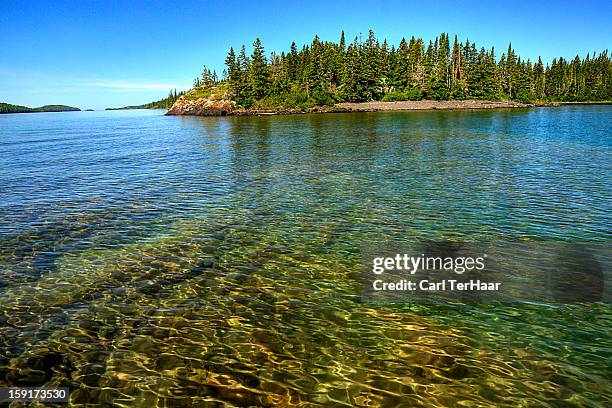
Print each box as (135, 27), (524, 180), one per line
(395, 38), (409, 89)
(225, 48), (237, 84)
(450, 35), (465, 98)
(287, 42), (298, 81)
(233, 45), (252, 107)
(341, 41), (363, 102)
(532, 57), (545, 100)
(201, 65), (213, 87)
(428, 34), (450, 100)
(250, 38), (270, 101)
(362, 30), (381, 100)
(408, 36), (425, 90)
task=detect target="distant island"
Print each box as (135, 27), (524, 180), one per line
(0, 102), (81, 114)
(166, 30), (612, 116)
(105, 91), (185, 110)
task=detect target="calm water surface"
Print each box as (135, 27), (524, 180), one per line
(0, 107), (610, 406)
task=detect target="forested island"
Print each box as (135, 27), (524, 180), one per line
(0, 102), (81, 114)
(167, 30), (611, 116)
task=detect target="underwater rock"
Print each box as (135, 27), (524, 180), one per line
(7, 368), (49, 386)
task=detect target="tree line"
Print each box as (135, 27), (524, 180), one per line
(140, 89), (186, 109)
(144, 89), (185, 109)
(215, 30), (611, 108)
(106, 89), (185, 110)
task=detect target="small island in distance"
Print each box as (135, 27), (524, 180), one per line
(0, 102), (81, 114)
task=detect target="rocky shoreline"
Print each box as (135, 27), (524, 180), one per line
(336, 99), (532, 111)
(165, 93), (535, 117)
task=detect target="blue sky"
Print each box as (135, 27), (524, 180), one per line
(1, 0), (610, 109)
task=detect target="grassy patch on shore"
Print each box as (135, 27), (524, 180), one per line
(184, 83), (228, 101)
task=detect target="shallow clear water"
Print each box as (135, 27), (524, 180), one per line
(0, 107), (610, 407)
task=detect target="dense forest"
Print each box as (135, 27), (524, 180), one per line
(0, 103), (80, 114)
(203, 31), (611, 109)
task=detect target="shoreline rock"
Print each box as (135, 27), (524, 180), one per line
(166, 95), (235, 116)
(336, 100), (532, 111)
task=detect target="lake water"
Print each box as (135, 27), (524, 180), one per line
(0, 107), (610, 406)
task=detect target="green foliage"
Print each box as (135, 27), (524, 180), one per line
(381, 89), (422, 101)
(282, 88), (314, 109)
(184, 87), (213, 101)
(311, 89), (337, 106)
(215, 31), (612, 108)
(232, 46), (254, 108)
(250, 38), (270, 100)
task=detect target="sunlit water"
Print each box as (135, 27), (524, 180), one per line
(0, 107), (610, 407)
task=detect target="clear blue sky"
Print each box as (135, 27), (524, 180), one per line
(1, 0), (610, 109)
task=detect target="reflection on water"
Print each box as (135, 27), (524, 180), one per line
(0, 108), (610, 406)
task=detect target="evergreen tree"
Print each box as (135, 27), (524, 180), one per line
(287, 42), (299, 81)
(250, 38), (270, 101)
(428, 34), (450, 100)
(233, 45), (253, 107)
(532, 57), (545, 100)
(201, 65), (213, 87)
(225, 47), (237, 93)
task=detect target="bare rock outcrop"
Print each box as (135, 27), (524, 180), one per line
(335, 100), (532, 111)
(166, 87), (235, 116)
